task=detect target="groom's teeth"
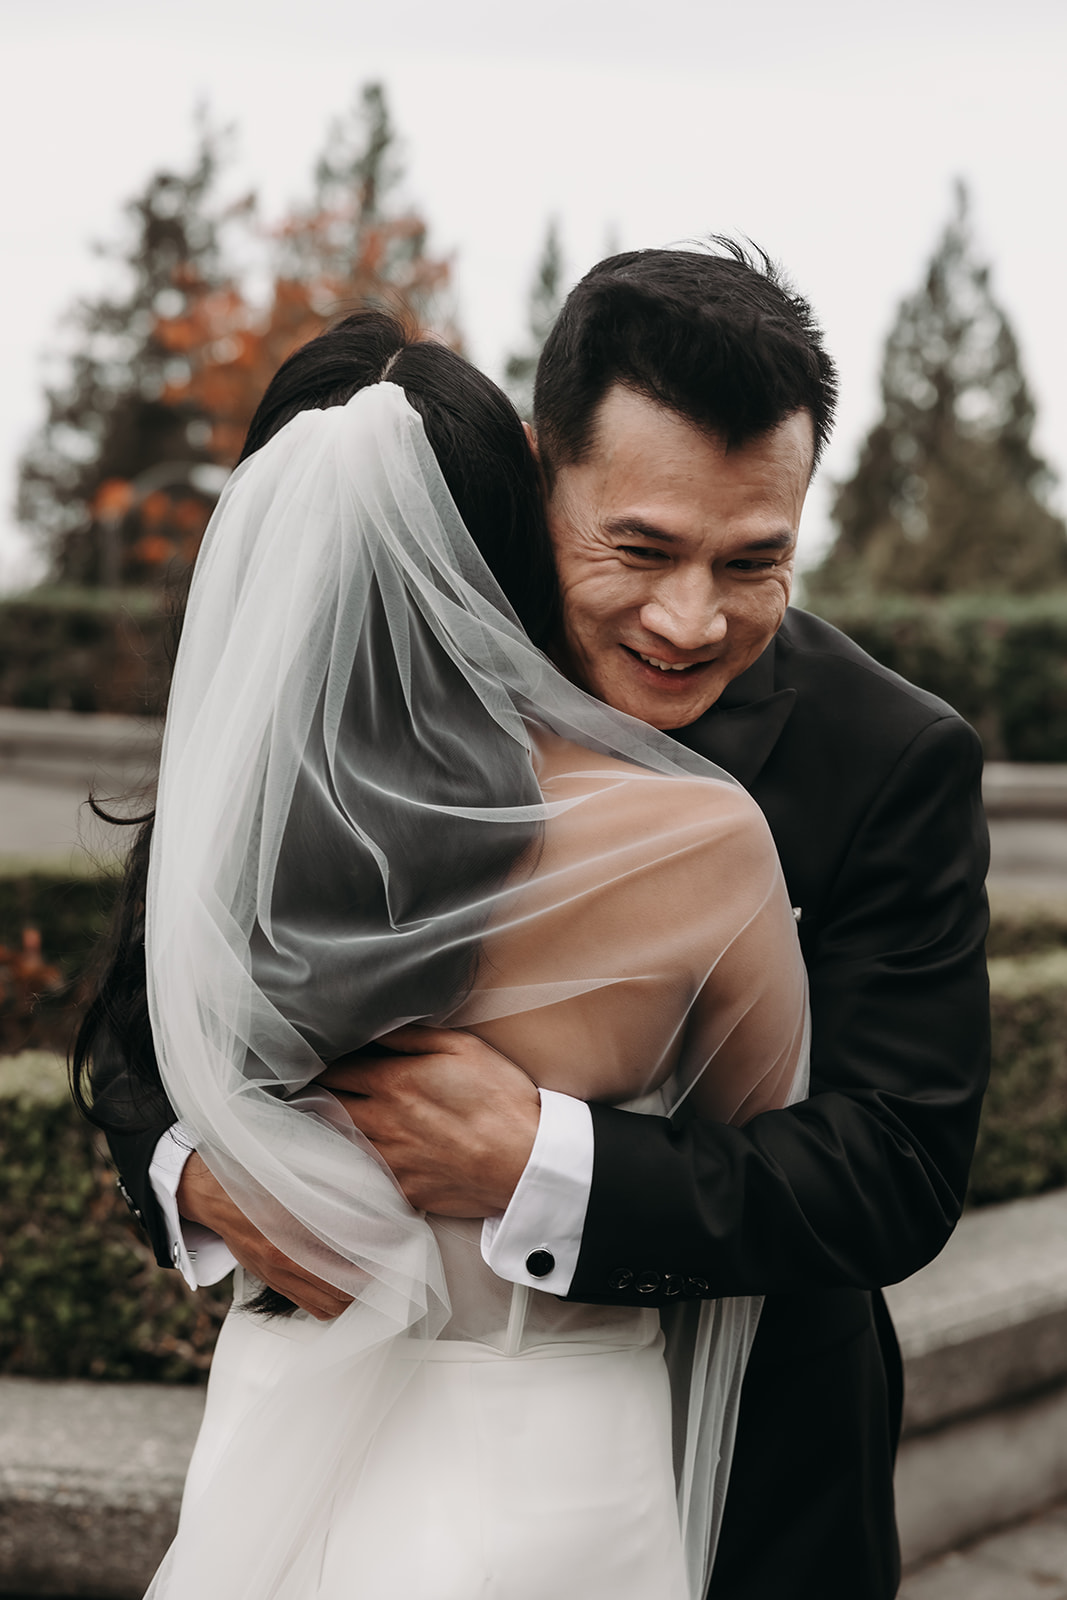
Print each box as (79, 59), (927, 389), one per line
(638, 653), (691, 672)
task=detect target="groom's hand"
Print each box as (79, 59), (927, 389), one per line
(176, 1153), (354, 1321)
(318, 1026), (540, 1217)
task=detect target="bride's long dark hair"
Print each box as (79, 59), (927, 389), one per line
(72, 311), (558, 1143)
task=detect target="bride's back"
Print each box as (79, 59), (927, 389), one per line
(456, 730), (807, 1122)
(432, 730), (808, 1351)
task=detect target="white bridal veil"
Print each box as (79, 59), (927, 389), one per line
(145, 382), (808, 1599)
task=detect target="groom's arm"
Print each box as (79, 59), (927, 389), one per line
(89, 1027), (236, 1284)
(90, 1029), (351, 1317)
(89, 1023), (184, 1269)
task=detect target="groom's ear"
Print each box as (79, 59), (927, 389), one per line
(523, 421), (540, 462)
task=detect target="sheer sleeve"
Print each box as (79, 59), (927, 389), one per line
(453, 748), (808, 1128)
(670, 794), (809, 1126)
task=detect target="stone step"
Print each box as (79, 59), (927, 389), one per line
(900, 1498), (1067, 1600)
(887, 1188), (1067, 1569)
(0, 1378), (202, 1599)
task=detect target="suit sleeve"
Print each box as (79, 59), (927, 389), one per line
(568, 714), (990, 1304)
(91, 1023), (181, 1270)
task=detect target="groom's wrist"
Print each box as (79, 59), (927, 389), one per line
(481, 1090), (594, 1294)
(149, 1127), (236, 1288)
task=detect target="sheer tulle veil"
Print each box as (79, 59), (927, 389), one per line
(144, 382), (808, 1598)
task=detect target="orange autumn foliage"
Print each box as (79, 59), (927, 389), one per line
(0, 928), (64, 1050)
(157, 212), (459, 474)
(92, 479), (136, 520)
(131, 532), (178, 567)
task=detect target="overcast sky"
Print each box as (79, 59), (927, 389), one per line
(2, 0), (1065, 587)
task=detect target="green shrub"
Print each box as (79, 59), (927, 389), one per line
(0, 870), (120, 975)
(0, 870), (121, 1053)
(996, 613), (1067, 762)
(0, 588), (172, 715)
(806, 592), (1067, 761)
(969, 950), (1067, 1205)
(987, 893), (1067, 960)
(0, 1052), (227, 1381)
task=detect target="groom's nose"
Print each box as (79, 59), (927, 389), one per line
(638, 571), (727, 653)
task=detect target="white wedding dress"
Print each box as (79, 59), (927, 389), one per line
(144, 384), (808, 1600)
(182, 1234), (692, 1599)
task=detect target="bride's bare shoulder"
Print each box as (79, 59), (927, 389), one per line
(535, 730), (763, 833)
(521, 733), (784, 990)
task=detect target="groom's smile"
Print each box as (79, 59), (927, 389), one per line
(541, 386), (812, 730)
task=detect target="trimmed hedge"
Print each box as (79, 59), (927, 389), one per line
(806, 593), (1067, 761)
(0, 1052), (228, 1382)
(0, 587), (172, 715)
(5, 866), (1055, 966)
(6, 587), (1067, 758)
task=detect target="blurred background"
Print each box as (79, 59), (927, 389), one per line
(2, 3), (1067, 1596)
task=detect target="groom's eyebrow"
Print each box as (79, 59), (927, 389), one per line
(738, 531), (796, 551)
(604, 516), (681, 544)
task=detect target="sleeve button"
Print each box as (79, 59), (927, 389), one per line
(525, 1248), (555, 1278)
(685, 1276), (709, 1298)
(117, 1181), (144, 1225)
(607, 1268), (634, 1290)
(636, 1271), (661, 1294)
(662, 1274), (683, 1297)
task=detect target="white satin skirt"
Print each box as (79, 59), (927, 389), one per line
(181, 1294), (690, 1600)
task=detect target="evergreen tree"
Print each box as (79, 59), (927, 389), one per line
(505, 219), (564, 420)
(275, 82), (459, 336)
(17, 117), (247, 587)
(810, 183), (1067, 599)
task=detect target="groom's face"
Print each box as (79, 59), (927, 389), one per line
(542, 387), (812, 730)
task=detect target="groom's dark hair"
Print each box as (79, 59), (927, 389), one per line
(533, 240), (837, 480)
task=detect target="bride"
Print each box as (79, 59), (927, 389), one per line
(89, 313), (808, 1599)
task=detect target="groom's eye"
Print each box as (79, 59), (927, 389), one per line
(618, 544), (668, 563)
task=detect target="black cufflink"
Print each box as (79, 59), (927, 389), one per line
(525, 1247), (555, 1278)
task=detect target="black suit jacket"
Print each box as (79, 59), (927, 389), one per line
(570, 607), (990, 1598)
(97, 607), (990, 1599)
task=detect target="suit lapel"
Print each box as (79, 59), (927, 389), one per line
(672, 632), (797, 791)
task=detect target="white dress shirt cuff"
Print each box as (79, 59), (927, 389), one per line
(480, 1089), (594, 1296)
(148, 1123), (238, 1290)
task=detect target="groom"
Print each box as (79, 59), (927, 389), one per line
(113, 247), (990, 1598)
